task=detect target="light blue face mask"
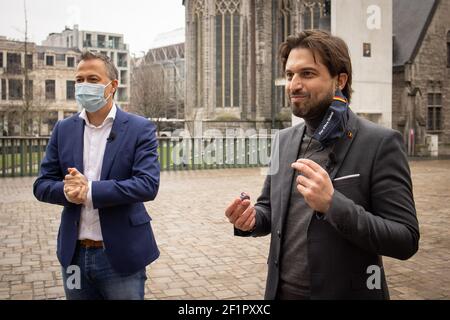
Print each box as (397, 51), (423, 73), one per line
(75, 81), (113, 113)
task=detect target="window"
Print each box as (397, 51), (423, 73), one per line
(279, 0), (292, 44)
(109, 36), (120, 49)
(25, 54), (33, 70)
(45, 80), (56, 100)
(118, 53), (127, 67)
(97, 35), (106, 48)
(302, 0), (330, 31)
(56, 54), (66, 62)
(1, 79), (6, 100)
(215, 0), (241, 108)
(193, 0), (205, 108)
(117, 87), (127, 101)
(46, 55), (54, 66)
(427, 93), (442, 131)
(0, 52), (3, 68)
(363, 43), (372, 57)
(7, 53), (21, 74)
(66, 80), (75, 100)
(120, 70), (127, 85)
(67, 57), (75, 68)
(276, 0), (292, 110)
(85, 34), (92, 47)
(8, 79), (23, 100)
(38, 52), (45, 60)
(25, 80), (33, 100)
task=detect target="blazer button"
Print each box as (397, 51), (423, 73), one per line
(277, 230), (281, 238)
(74, 221), (79, 226)
(274, 260), (279, 267)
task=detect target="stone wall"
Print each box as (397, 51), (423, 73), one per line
(392, 0), (450, 155)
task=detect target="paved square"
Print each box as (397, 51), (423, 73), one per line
(0, 160), (449, 299)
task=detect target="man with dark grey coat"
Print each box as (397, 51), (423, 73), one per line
(225, 30), (419, 300)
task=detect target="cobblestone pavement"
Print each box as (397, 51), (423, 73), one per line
(0, 160), (449, 300)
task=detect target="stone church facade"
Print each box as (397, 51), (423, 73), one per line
(392, 0), (450, 156)
(184, 0), (331, 132)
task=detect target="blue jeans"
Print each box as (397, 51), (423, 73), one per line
(61, 244), (147, 300)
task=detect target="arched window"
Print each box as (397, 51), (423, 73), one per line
(216, 0), (241, 108)
(302, 0), (330, 31)
(193, 0), (205, 107)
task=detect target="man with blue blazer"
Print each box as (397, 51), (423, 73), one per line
(33, 51), (160, 300)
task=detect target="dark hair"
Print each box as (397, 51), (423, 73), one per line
(279, 30), (353, 103)
(80, 50), (118, 81)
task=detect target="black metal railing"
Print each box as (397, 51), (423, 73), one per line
(0, 137), (49, 177)
(0, 137), (273, 177)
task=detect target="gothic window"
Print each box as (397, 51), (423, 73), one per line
(280, 0), (292, 43)
(427, 92), (442, 131)
(302, 0), (330, 31)
(193, 0), (205, 107)
(216, 0), (241, 108)
(277, 0), (293, 110)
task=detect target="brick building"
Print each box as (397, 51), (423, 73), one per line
(0, 36), (80, 136)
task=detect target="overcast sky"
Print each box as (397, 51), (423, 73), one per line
(0, 0), (185, 56)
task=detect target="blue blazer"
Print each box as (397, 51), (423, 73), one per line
(33, 108), (161, 275)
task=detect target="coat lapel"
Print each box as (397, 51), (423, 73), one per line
(279, 123), (306, 221)
(72, 116), (85, 174)
(100, 108), (129, 180)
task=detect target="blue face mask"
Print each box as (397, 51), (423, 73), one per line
(75, 81), (113, 113)
(312, 89), (350, 147)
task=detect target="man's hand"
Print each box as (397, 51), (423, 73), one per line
(291, 159), (334, 214)
(64, 168), (88, 205)
(225, 196), (256, 232)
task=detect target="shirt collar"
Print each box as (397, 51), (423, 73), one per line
(79, 103), (117, 128)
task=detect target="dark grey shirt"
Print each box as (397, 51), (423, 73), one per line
(277, 132), (332, 299)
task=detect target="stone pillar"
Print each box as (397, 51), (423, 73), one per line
(255, 0), (274, 120)
(205, 0), (214, 119)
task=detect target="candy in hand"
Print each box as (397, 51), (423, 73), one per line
(240, 192), (250, 201)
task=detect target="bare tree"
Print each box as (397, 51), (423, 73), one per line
(20, 0), (32, 136)
(30, 86), (49, 136)
(130, 60), (169, 134)
(7, 0), (50, 136)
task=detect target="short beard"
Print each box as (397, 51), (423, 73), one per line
(292, 90), (334, 123)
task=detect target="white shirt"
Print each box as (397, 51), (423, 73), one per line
(77, 104), (117, 241)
